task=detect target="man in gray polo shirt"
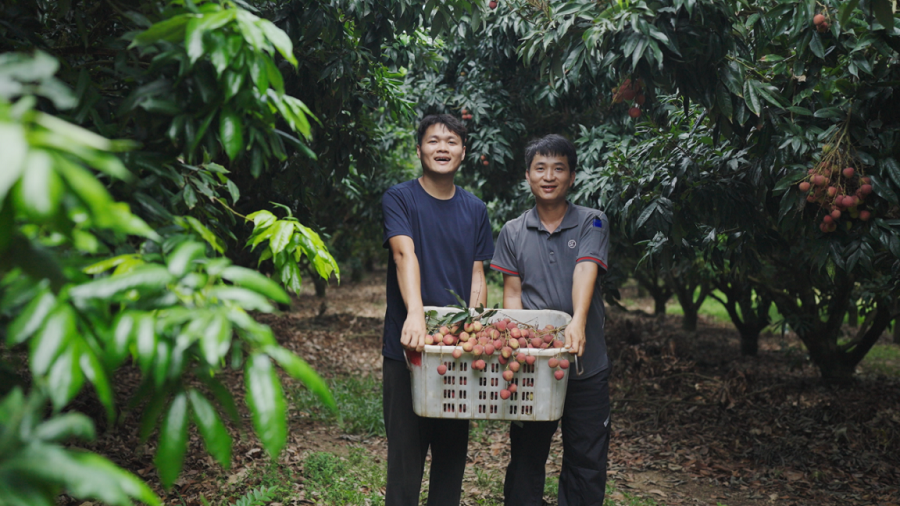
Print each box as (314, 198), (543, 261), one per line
(491, 134), (610, 506)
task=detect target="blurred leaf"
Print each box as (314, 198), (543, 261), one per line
(154, 391), (189, 489)
(221, 265), (289, 304)
(7, 288), (55, 345)
(244, 354), (286, 459)
(219, 108), (243, 160)
(187, 389), (232, 469)
(265, 345), (335, 411)
(70, 265), (173, 300)
(0, 123), (27, 203)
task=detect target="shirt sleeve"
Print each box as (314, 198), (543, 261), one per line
(382, 188), (411, 248)
(575, 211), (609, 273)
(489, 224), (519, 276)
(473, 204), (495, 261)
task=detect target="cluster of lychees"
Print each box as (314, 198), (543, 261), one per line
(427, 317), (570, 398)
(612, 78), (646, 119)
(798, 145), (873, 233)
(460, 108), (473, 121)
(813, 12), (830, 33)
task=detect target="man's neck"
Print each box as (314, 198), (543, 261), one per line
(536, 200), (569, 233)
(418, 173), (456, 200)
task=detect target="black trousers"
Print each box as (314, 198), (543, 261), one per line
(383, 357), (469, 506)
(503, 366), (611, 506)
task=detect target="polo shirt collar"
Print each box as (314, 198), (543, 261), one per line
(525, 202), (580, 233)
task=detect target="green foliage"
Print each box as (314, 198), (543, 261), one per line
(290, 375), (384, 436)
(302, 449), (386, 506)
(246, 207), (340, 294)
(232, 486), (277, 506)
(0, 388), (160, 506)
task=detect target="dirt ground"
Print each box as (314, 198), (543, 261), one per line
(64, 270), (900, 506)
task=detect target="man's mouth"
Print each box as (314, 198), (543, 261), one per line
(541, 185), (557, 193)
(434, 156), (451, 163)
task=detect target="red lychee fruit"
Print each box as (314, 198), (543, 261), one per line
(817, 21), (829, 33)
(525, 355), (536, 366)
(507, 321), (517, 329)
(500, 388), (510, 399)
(510, 328), (521, 338)
(823, 215), (833, 225)
(501, 346), (513, 358)
(806, 195), (816, 203)
(439, 326), (449, 335)
(516, 353), (526, 363)
(518, 337), (528, 349)
(635, 94), (646, 106)
(462, 341), (474, 352)
(826, 186), (837, 197)
(437, 364), (447, 375)
(621, 89), (637, 101)
(509, 339), (520, 350)
(496, 320), (507, 331)
(799, 181), (811, 192)
(842, 167), (855, 178)
(473, 345), (483, 356)
(859, 184), (873, 196)
(482, 160), (489, 166)
(508, 383), (517, 393)
(473, 321), (483, 332)
(461, 108), (468, 115)
(452, 348), (463, 359)
(484, 344), (495, 356)
(443, 334), (456, 346)
(553, 340), (565, 348)
(473, 359), (486, 370)
(819, 222), (828, 233)
(489, 0), (497, 9)
(559, 359), (570, 370)
(498, 355), (508, 365)
(548, 358), (559, 368)
(503, 370), (514, 382)
(812, 175), (825, 186)
(459, 331), (470, 342)
(542, 334), (554, 344)
(831, 209), (841, 220)
(531, 337), (543, 348)
(509, 361), (520, 373)
(861, 177), (872, 185)
(813, 14), (825, 26)
(628, 107), (641, 119)
(554, 370), (566, 381)
(859, 210), (871, 221)
(424, 335), (435, 345)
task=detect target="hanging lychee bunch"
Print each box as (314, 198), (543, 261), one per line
(813, 12), (829, 33)
(796, 137), (873, 233)
(489, 0), (498, 9)
(613, 78), (646, 119)
(461, 108), (473, 121)
(480, 154), (488, 166)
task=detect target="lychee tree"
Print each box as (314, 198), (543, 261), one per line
(518, 0), (900, 379)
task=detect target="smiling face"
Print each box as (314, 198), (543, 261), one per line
(526, 153), (575, 204)
(416, 123), (466, 177)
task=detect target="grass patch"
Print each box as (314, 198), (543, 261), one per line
(469, 419), (506, 444)
(861, 343), (900, 377)
(289, 375), (384, 436)
(303, 448), (386, 506)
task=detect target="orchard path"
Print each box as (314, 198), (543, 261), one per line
(67, 270), (900, 506)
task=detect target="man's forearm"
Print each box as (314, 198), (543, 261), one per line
(470, 262), (487, 307)
(571, 262), (599, 325)
(396, 251), (424, 313)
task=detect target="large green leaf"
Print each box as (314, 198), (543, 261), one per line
(29, 304), (75, 376)
(871, 0), (895, 29)
(244, 354), (286, 459)
(130, 13), (191, 46)
(187, 389), (232, 468)
(70, 265), (173, 299)
(154, 391), (189, 489)
(166, 241), (206, 277)
(13, 150), (63, 221)
(257, 19), (297, 66)
(0, 123), (28, 204)
(208, 286), (273, 312)
(7, 288), (55, 345)
(221, 265), (290, 304)
(80, 350), (115, 423)
(199, 310), (232, 365)
(219, 107), (243, 160)
(186, 10), (235, 64)
(268, 220), (294, 254)
(33, 413), (95, 443)
(46, 342), (84, 410)
(265, 345), (335, 411)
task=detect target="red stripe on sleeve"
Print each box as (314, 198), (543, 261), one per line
(577, 256), (608, 269)
(491, 264), (519, 276)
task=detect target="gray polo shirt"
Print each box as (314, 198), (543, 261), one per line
(491, 202), (609, 379)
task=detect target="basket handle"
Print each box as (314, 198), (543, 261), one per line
(574, 354), (584, 376)
(404, 349), (412, 370)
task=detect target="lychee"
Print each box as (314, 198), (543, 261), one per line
(489, 0), (497, 9)
(498, 356), (508, 365)
(439, 326), (449, 335)
(462, 341), (474, 352)
(826, 186), (837, 197)
(473, 321), (483, 332)
(425, 335), (435, 345)
(799, 182), (811, 192)
(473, 359), (486, 370)
(823, 215), (833, 225)
(503, 370), (514, 382)
(628, 107), (641, 118)
(452, 348), (463, 359)
(525, 355), (536, 366)
(635, 94), (646, 106)
(443, 335), (456, 346)
(508, 383), (517, 393)
(842, 167), (855, 178)
(501, 346), (512, 358)
(548, 358), (559, 368)
(473, 345), (483, 356)
(437, 364), (447, 375)
(553, 340), (565, 348)
(859, 210), (871, 221)
(509, 361), (520, 373)
(554, 370), (566, 381)
(459, 331), (470, 342)
(859, 184), (873, 196)
(516, 353), (526, 363)
(559, 359), (570, 369)
(500, 388), (510, 399)
(831, 209), (841, 220)
(484, 344), (495, 356)
(518, 337), (528, 349)
(509, 339), (519, 350)
(813, 14), (825, 26)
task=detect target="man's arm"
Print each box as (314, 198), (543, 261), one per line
(470, 261), (487, 308)
(565, 262), (599, 356)
(388, 235), (427, 352)
(502, 274), (524, 310)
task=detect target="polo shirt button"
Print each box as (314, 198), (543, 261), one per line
(550, 251), (554, 255)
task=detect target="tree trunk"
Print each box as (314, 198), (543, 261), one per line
(847, 303), (858, 328)
(313, 274), (327, 298)
(894, 319), (900, 344)
(635, 272), (672, 316)
(739, 326), (759, 356)
(654, 295), (668, 317)
(681, 304), (699, 331)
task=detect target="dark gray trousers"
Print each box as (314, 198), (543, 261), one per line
(503, 366), (611, 506)
(383, 357), (469, 506)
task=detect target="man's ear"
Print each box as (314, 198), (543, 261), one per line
(416, 145), (421, 159)
(460, 145), (466, 161)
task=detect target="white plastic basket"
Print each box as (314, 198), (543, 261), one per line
(408, 307), (574, 421)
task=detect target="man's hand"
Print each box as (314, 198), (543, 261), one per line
(564, 318), (586, 357)
(401, 311), (428, 352)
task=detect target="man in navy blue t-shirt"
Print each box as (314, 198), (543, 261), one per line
(382, 114), (494, 505)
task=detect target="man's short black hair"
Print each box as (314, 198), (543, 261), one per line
(417, 114), (467, 146)
(525, 134), (577, 172)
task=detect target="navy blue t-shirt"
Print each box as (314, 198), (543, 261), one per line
(382, 179), (494, 361)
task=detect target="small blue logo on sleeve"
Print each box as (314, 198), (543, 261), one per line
(593, 218), (603, 228)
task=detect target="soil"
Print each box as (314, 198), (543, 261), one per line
(60, 270), (900, 506)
